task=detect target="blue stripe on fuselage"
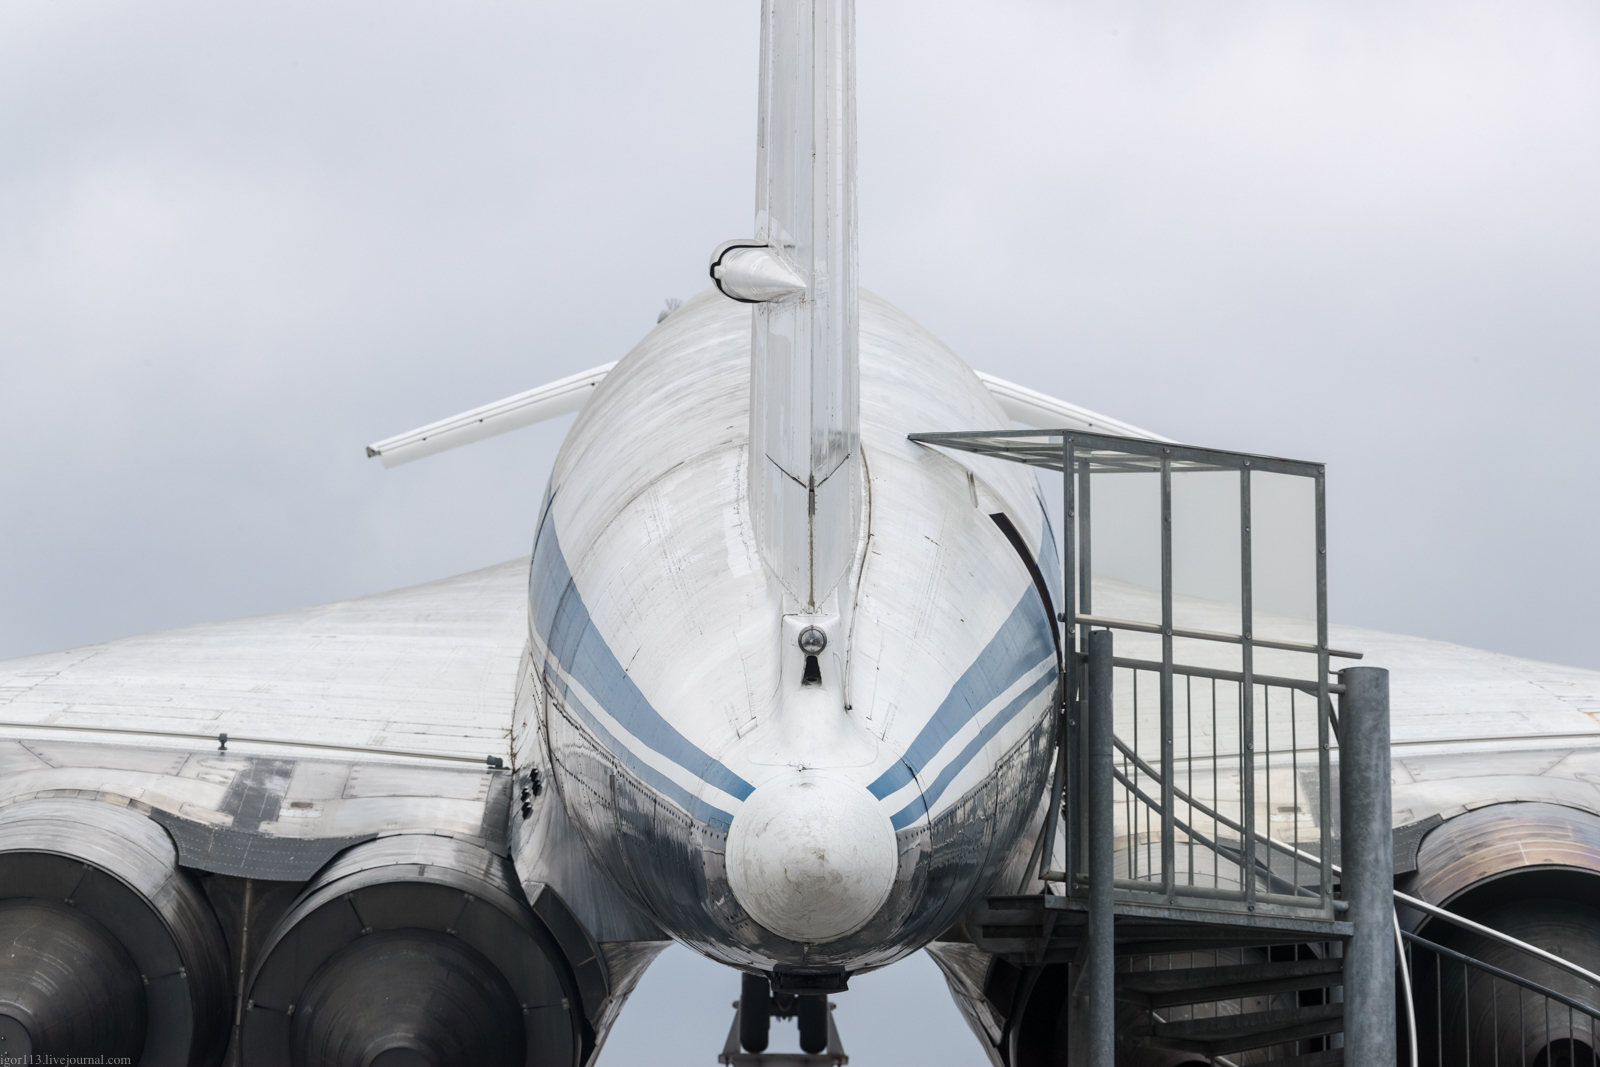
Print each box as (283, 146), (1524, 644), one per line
(886, 668), (1055, 829)
(867, 590), (1057, 813)
(529, 514), (753, 828)
(531, 493), (1055, 834)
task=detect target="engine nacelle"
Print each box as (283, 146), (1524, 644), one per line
(1408, 801), (1600, 1066)
(0, 799), (232, 1066)
(239, 834), (591, 1067)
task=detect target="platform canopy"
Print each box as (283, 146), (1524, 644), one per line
(908, 428), (1323, 479)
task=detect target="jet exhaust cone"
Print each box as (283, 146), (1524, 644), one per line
(726, 773), (897, 943)
(0, 899), (146, 1059)
(290, 929), (524, 1067)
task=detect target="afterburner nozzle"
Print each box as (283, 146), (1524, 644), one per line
(726, 772), (896, 944)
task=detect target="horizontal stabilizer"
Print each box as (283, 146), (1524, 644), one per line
(365, 363), (1156, 468)
(976, 372), (1171, 442)
(366, 363), (616, 468)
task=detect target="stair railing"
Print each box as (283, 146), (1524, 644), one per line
(1045, 660), (1344, 919)
(1107, 723), (1600, 1067)
(1403, 931), (1600, 1067)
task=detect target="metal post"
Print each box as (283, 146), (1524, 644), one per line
(1042, 438), (1076, 885)
(1085, 628), (1115, 1065)
(1239, 462), (1257, 911)
(1074, 451), (1093, 892)
(1159, 456), (1174, 897)
(1339, 666), (1395, 1066)
(1315, 466), (1333, 907)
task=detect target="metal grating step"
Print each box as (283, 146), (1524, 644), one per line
(1268, 1050), (1344, 1067)
(1131, 1003), (1343, 1058)
(970, 894), (1353, 964)
(971, 894), (1352, 1059)
(1117, 956), (1343, 1008)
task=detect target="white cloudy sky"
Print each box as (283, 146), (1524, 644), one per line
(3, 2), (1597, 1063)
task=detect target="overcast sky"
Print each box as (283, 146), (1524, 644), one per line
(3, 1), (1598, 1063)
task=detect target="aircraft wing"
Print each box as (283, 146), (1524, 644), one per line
(0, 558), (529, 765)
(12, 546), (1593, 819)
(1332, 622), (1600, 831)
(1338, 622), (1600, 749)
(0, 556), (538, 891)
(0, 558), (658, 1056)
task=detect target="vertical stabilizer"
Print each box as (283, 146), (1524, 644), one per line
(712, 0), (860, 608)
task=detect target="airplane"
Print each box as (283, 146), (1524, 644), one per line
(5, 2), (1600, 1066)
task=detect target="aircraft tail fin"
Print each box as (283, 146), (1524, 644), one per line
(714, 0), (861, 609)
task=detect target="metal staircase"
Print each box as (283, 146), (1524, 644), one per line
(972, 894), (1351, 1063)
(914, 429), (1393, 1064)
(900, 427), (1600, 1064)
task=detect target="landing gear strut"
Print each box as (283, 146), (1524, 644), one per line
(720, 973), (848, 1065)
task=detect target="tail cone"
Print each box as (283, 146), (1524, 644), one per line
(726, 773), (896, 943)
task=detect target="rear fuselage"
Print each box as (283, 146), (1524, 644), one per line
(523, 287), (1059, 973)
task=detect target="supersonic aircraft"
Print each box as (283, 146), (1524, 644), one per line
(6, 3), (1600, 1066)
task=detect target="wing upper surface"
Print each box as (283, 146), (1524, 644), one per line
(0, 558), (530, 763)
(1338, 623), (1600, 749)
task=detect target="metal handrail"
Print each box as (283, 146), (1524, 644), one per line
(1111, 729), (1600, 995)
(1393, 890), (1600, 992)
(1096, 729), (1421, 1063)
(1110, 655), (1345, 697)
(1076, 612), (1363, 661)
(1396, 911), (1419, 1067)
(1107, 764), (1320, 902)
(1109, 735), (1324, 873)
(1043, 730), (1336, 893)
(1403, 931), (1600, 1023)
